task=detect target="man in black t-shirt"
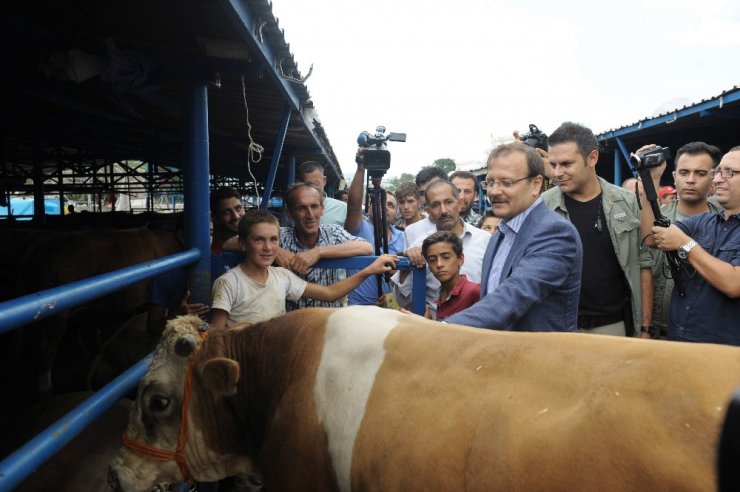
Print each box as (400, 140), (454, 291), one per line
(541, 122), (654, 338)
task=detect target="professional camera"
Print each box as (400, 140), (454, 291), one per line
(357, 126), (406, 177)
(630, 146), (671, 170)
(519, 124), (548, 151)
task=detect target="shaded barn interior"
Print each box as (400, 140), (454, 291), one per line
(0, 0), (343, 430)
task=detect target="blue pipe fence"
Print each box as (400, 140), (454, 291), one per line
(0, 248), (202, 335)
(0, 253), (425, 490)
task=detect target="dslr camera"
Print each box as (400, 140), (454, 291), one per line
(519, 124), (548, 151)
(630, 146), (671, 170)
(357, 126), (406, 177)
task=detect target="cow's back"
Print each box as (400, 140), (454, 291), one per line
(340, 312), (740, 491)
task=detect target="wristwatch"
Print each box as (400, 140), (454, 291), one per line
(677, 239), (698, 260)
(641, 325), (659, 338)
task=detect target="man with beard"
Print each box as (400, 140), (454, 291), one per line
(644, 142), (723, 338)
(651, 146), (739, 345)
(450, 170), (482, 226)
(403, 166), (449, 248)
(211, 187), (245, 253)
(277, 182), (373, 311)
(391, 179), (490, 317)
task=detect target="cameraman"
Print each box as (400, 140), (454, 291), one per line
(652, 146), (740, 345)
(648, 143), (730, 344)
(344, 149), (405, 306)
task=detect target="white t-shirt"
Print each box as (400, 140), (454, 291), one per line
(211, 266), (307, 327)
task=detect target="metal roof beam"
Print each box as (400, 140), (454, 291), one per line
(598, 90), (740, 140)
(221, 0), (302, 112)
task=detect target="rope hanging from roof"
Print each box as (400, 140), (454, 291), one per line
(241, 76), (264, 197)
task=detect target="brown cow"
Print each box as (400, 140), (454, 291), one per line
(110, 307), (740, 491)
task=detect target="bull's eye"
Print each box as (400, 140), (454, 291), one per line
(150, 395), (171, 412)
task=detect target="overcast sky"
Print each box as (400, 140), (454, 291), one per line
(271, 0), (740, 181)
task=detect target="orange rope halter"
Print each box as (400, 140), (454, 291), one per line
(122, 330), (208, 484)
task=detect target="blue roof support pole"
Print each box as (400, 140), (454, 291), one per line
(615, 136), (635, 178)
(613, 150), (623, 186)
(261, 104), (291, 209)
(286, 154), (296, 186)
(182, 83), (212, 304)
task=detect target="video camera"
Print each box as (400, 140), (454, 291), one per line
(519, 124), (548, 151)
(629, 146), (671, 170)
(357, 126), (406, 178)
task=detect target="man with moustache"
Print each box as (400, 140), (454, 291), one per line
(450, 170), (482, 226)
(211, 187), (246, 253)
(403, 166), (450, 248)
(543, 122), (653, 338)
(445, 143), (582, 331)
(277, 182), (373, 311)
(652, 146), (740, 345)
(643, 142), (723, 337)
(391, 179), (490, 317)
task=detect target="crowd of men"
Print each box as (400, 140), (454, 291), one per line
(200, 122), (738, 348)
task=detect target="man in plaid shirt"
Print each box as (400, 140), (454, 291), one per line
(277, 182), (373, 310)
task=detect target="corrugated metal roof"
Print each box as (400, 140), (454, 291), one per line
(597, 86), (740, 139)
(0, 0), (343, 194)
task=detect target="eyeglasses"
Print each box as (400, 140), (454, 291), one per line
(481, 176), (534, 190)
(708, 168), (738, 179)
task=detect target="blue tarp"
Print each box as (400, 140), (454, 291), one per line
(0, 198), (62, 219)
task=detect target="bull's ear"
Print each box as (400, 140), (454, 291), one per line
(201, 357), (240, 397)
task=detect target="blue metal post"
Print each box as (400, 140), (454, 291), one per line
(613, 151), (623, 186)
(0, 356), (152, 491)
(183, 83), (212, 304)
(0, 249), (200, 334)
(286, 154), (296, 185)
(261, 104), (291, 209)
(615, 136), (635, 178)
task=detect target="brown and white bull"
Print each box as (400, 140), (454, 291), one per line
(110, 306), (740, 491)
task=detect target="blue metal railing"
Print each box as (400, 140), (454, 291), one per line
(0, 356), (152, 491)
(212, 252), (427, 315)
(0, 252), (426, 490)
(0, 249), (201, 335)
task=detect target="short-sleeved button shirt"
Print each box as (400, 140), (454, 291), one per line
(669, 212), (740, 345)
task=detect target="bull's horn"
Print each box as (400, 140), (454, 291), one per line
(175, 334), (198, 357)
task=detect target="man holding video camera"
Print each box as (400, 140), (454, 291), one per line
(543, 122), (654, 338)
(640, 142), (723, 338)
(651, 146), (740, 345)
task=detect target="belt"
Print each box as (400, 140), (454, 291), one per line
(577, 312), (624, 330)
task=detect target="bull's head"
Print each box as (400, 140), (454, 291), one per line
(108, 316), (256, 491)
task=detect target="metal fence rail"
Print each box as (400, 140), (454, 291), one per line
(0, 248), (201, 334)
(0, 253), (425, 490)
(0, 356), (152, 492)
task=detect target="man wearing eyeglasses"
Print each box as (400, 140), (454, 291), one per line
(542, 122), (653, 339)
(651, 146), (740, 345)
(445, 143), (582, 331)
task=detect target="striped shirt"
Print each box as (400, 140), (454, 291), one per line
(280, 224), (368, 310)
